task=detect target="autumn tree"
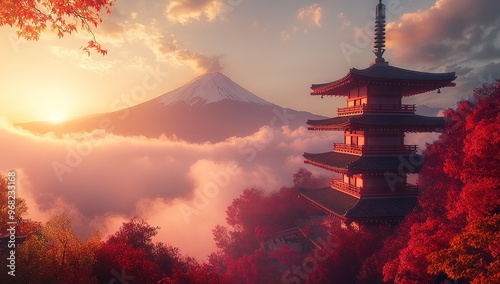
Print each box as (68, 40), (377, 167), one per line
(371, 79), (500, 283)
(93, 218), (163, 283)
(14, 214), (100, 284)
(0, 0), (114, 55)
(0, 173), (41, 238)
(211, 168), (326, 283)
(428, 214), (500, 283)
(93, 218), (222, 284)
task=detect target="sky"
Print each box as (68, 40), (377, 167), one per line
(1, 0), (499, 259)
(1, 0), (499, 123)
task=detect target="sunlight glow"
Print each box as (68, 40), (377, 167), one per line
(47, 113), (67, 124)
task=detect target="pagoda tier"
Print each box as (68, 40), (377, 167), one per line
(311, 64), (456, 97)
(298, 187), (418, 223)
(299, 0), (456, 226)
(307, 114), (446, 132)
(303, 152), (423, 175)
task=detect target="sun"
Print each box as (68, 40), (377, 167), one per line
(47, 113), (67, 124)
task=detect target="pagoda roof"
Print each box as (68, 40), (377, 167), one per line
(303, 151), (423, 174)
(298, 187), (418, 221)
(311, 63), (456, 97)
(307, 114), (446, 132)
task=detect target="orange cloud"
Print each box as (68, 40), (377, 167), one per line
(297, 4), (322, 28)
(282, 4), (323, 41)
(165, 0), (237, 24)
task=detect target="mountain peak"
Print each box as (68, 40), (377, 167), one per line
(160, 72), (274, 107)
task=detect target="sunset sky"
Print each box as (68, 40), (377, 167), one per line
(1, 0), (498, 123)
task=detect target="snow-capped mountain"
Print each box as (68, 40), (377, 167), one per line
(160, 72), (273, 106)
(18, 72), (323, 142)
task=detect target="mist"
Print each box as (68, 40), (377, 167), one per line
(0, 121), (335, 258)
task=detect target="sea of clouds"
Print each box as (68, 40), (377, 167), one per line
(0, 121), (439, 259)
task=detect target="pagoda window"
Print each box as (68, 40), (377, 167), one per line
(345, 131), (365, 146)
(358, 136), (365, 146)
(355, 177), (363, 187)
(347, 97), (367, 107)
(346, 175), (363, 187)
(351, 136), (358, 145)
(345, 136), (351, 144)
(349, 176), (356, 186)
(343, 174), (349, 183)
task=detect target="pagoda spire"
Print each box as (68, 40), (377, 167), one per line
(373, 0), (386, 64)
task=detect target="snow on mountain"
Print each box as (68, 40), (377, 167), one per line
(160, 72), (274, 107)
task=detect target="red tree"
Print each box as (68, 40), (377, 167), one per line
(372, 80), (500, 283)
(212, 168), (326, 283)
(0, 0), (114, 54)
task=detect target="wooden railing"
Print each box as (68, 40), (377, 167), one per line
(331, 180), (360, 197)
(330, 179), (420, 196)
(333, 143), (417, 155)
(332, 143), (363, 154)
(337, 104), (416, 116)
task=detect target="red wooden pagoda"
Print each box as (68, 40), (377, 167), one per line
(299, 0), (456, 226)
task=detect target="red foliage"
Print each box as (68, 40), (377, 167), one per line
(93, 242), (161, 284)
(374, 80), (500, 283)
(0, 0), (114, 55)
(212, 168), (325, 282)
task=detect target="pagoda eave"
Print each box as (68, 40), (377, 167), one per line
(298, 187), (419, 222)
(307, 125), (444, 132)
(307, 114), (446, 132)
(310, 65), (456, 97)
(298, 187), (355, 220)
(304, 151), (424, 175)
(304, 160), (348, 174)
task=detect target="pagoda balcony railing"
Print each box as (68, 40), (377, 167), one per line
(333, 143), (418, 155)
(337, 104), (416, 116)
(331, 179), (361, 197)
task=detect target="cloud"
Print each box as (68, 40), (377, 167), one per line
(386, 0), (500, 108)
(165, 0), (230, 24)
(297, 4), (322, 28)
(387, 0), (500, 67)
(48, 46), (117, 73)
(121, 23), (223, 73)
(67, 1), (225, 74)
(152, 33), (224, 73)
(0, 121), (335, 259)
(282, 4), (323, 41)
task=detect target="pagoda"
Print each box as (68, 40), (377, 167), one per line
(298, 0), (456, 226)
